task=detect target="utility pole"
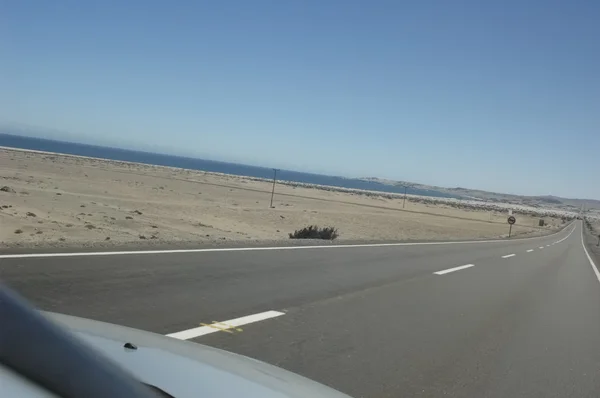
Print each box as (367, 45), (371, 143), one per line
(403, 185), (408, 208)
(270, 168), (278, 208)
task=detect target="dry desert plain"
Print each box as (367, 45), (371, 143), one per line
(0, 148), (563, 250)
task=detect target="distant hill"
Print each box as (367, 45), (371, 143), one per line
(359, 178), (600, 210)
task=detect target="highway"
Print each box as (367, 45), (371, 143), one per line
(1, 221), (599, 397)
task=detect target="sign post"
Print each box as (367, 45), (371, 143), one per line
(270, 168), (278, 208)
(507, 215), (516, 237)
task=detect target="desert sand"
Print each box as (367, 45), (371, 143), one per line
(0, 148), (564, 249)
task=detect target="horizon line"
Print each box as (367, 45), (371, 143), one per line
(0, 130), (597, 202)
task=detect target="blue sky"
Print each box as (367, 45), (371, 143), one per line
(2, 1), (599, 198)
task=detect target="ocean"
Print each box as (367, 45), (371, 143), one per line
(0, 133), (458, 199)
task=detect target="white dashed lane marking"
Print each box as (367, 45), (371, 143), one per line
(434, 264), (475, 275)
(166, 310), (285, 340)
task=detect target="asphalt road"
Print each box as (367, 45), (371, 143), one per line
(1, 221), (599, 397)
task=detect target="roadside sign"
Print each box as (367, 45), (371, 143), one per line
(508, 209), (513, 216)
(507, 216), (516, 238)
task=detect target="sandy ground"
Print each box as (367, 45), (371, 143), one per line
(0, 148), (563, 249)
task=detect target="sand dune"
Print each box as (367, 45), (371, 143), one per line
(0, 148), (564, 249)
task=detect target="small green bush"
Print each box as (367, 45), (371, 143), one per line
(289, 225), (338, 240)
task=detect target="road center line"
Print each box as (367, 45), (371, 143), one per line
(166, 310), (285, 340)
(502, 254), (516, 258)
(434, 264), (474, 275)
(526, 249), (534, 252)
(554, 227), (576, 245)
(539, 246), (545, 249)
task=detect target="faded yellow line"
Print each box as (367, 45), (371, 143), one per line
(213, 321), (243, 333)
(199, 321), (243, 334)
(200, 322), (234, 333)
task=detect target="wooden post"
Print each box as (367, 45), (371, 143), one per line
(270, 169), (278, 208)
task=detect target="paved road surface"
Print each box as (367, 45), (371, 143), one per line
(1, 221), (599, 397)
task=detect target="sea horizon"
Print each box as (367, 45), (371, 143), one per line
(0, 133), (458, 199)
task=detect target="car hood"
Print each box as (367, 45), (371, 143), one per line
(46, 312), (351, 398)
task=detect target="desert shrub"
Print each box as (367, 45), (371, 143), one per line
(289, 225), (338, 240)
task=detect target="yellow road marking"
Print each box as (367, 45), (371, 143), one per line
(213, 321), (243, 332)
(199, 321), (243, 334)
(200, 322), (234, 333)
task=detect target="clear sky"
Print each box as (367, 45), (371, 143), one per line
(2, 1), (599, 198)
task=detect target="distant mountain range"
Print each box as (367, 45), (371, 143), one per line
(360, 178), (600, 210)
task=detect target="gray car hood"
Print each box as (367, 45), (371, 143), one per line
(44, 312), (351, 398)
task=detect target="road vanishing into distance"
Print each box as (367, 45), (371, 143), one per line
(1, 221), (599, 397)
